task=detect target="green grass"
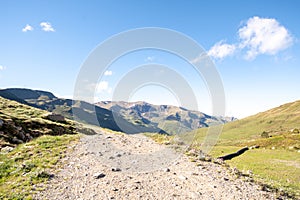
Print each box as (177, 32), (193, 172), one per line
(143, 133), (174, 144)
(187, 100), (300, 198)
(0, 134), (80, 199)
(0, 96), (93, 199)
(210, 147), (300, 197)
(188, 130), (300, 198)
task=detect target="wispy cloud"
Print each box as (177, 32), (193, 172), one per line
(239, 16), (293, 60)
(40, 22), (55, 32)
(208, 16), (294, 60)
(22, 24), (33, 32)
(104, 70), (113, 76)
(0, 65), (6, 70)
(207, 41), (236, 59)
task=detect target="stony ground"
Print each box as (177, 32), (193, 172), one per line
(33, 130), (279, 200)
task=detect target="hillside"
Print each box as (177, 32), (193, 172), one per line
(191, 100), (300, 198)
(0, 96), (80, 148)
(0, 88), (235, 135)
(0, 94), (293, 199)
(220, 100), (300, 144)
(0, 96), (84, 198)
(0, 88), (163, 134)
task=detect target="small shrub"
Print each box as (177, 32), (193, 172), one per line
(261, 131), (269, 138)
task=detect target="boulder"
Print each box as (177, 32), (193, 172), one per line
(93, 172), (106, 179)
(45, 113), (65, 122)
(1, 146), (14, 153)
(290, 128), (299, 134)
(11, 137), (23, 144)
(17, 131), (26, 141)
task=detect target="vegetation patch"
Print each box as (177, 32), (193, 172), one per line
(144, 133), (174, 145)
(184, 100), (300, 199)
(0, 134), (80, 199)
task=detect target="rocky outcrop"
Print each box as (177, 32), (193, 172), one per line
(44, 113), (66, 122)
(0, 117), (76, 149)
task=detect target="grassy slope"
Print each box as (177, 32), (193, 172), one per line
(191, 100), (300, 198)
(0, 97), (82, 199)
(0, 134), (79, 199)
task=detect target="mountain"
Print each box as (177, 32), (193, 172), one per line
(0, 88), (235, 135)
(0, 88), (164, 134)
(96, 101), (235, 135)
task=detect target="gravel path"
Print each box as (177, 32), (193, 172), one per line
(33, 130), (278, 200)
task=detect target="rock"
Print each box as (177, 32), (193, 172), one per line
(163, 168), (170, 172)
(249, 145), (260, 149)
(12, 137), (23, 144)
(45, 113), (65, 122)
(112, 167), (121, 172)
(0, 119), (3, 128)
(290, 128), (299, 134)
(17, 131), (26, 141)
(178, 175), (187, 180)
(246, 170), (253, 176)
(114, 153), (122, 157)
(1, 146), (14, 153)
(186, 149), (198, 156)
(25, 133), (33, 141)
(93, 172), (106, 179)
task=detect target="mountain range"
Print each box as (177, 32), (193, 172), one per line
(0, 88), (235, 135)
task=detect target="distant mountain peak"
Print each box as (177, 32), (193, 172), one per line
(0, 88), (236, 135)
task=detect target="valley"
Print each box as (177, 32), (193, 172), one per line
(0, 88), (299, 199)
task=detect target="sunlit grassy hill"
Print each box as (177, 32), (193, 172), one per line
(193, 100), (300, 146)
(190, 100), (300, 198)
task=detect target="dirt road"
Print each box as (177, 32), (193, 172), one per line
(33, 130), (277, 200)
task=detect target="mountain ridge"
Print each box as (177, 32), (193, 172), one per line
(0, 88), (235, 135)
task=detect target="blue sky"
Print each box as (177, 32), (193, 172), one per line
(0, 0), (299, 118)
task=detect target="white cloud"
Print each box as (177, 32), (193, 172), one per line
(207, 41), (236, 59)
(208, 16), (293, 60)
(104, 70), (113, 76)
(239, 16), (293, 60)
(22, 24), (33, 32)
(40, 22), (55, 32)
(0, 65), (6, 70)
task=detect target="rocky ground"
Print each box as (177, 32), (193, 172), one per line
(33, 130), (279, 200)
